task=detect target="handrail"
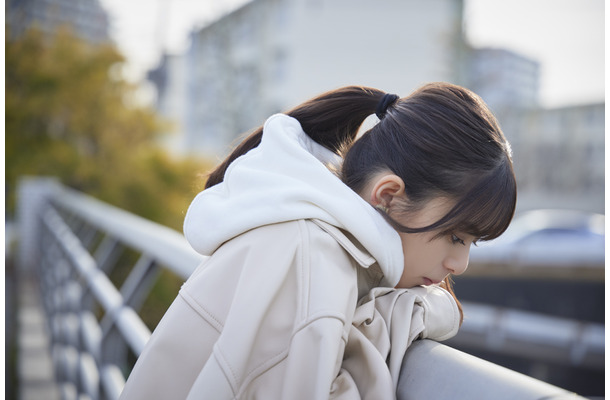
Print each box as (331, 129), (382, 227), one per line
(16, 177), (591, 399)
(399, 340), (585, 400)
(51, 185), (205, 279)
(41, 207), (152, 356)
(448, 301), (604, 370)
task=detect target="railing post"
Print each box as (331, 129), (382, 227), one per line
(17, 177), (60, 274)
(15, 177), (63, 399)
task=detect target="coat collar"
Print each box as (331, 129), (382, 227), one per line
(311, 219), (376, 268)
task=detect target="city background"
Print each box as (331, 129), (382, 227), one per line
(121, 0), (605, 214)
(7, 0), (604, 214)
(5, 0), (605, 399)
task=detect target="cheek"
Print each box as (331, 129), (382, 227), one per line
(400, 233), (441, 270)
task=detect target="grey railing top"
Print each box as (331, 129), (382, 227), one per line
(51, 185), (206, 279)
(399, 340), (585, 400)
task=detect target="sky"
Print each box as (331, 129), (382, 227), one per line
(463, 0), (604, 107)
(99, 0), (605, 108)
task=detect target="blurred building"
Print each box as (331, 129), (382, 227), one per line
(148, 54), (189, 155)
(504, 102), (605, 214)
(147, 0), (603, 215)
(7, 0), (110, 44)
(464, 47), (603, 213)
(467, 47), (540, 111)
(148, 0), (467, 157)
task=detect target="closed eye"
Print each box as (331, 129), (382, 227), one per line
(451, 234), (465, 246)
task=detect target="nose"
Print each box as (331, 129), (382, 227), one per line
(444, 249), (470, 276)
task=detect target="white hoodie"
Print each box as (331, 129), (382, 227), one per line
(183, 113), (405, 287)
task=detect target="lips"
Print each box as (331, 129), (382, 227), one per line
(423, 277), (442, 286)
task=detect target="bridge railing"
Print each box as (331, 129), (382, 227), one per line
(17, 177), (204, 400)
(16, 177), (592, 400)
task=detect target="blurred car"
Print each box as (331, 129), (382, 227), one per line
(469, 209), (605, 268)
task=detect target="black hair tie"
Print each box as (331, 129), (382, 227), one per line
(375, 93), (399, 120)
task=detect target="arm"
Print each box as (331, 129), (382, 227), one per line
(280, 316), (348, 399)
(347, 286), (461, 391)
(181, 220), (359, 399)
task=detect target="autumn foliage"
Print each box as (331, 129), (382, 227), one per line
(6, 26), (212, 230)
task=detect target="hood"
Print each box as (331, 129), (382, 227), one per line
(183, 114), (404, 287)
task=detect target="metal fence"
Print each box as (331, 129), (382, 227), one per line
(17, 178), (204, 400)
(16, 177), (596, 399)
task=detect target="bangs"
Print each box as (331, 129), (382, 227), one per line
(380, 160), (517, 241)
(434, 161), (517, 241)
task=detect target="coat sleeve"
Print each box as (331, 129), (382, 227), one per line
(280, 317), (348, 399)
(343, 286), (461, 394)
(381, 285), (461, 386)
(178, 220), (360, 399)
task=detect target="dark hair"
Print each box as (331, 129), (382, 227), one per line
(205, 85), (385, 188)
(342, 83), (516, 243)
(204, 83), (517, 321)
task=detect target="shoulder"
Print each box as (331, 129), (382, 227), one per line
(184, 219), (362, 324)
(309, 220), (377, 268)
(205, 220), (341, 267)
(211, 219), (370, 293)
(227, 220), (376, 267)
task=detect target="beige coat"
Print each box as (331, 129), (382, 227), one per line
(119, 219), (460, 400)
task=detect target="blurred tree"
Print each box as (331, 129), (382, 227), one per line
(6, 25), (212, 230)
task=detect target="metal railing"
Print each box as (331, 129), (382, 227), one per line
(17, 177), (204, 400)
(16, 177), (595, 399)
(448, 301), (604, 370)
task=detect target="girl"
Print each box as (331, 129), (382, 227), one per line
(120, 83), (516, 399)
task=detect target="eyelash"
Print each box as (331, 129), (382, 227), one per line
(451, 234), (465, 246)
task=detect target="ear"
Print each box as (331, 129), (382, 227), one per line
(369, 174), (405, 209)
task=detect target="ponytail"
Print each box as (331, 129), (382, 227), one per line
(205, 86), (385, 189)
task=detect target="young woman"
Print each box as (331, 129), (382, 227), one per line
(120, 83), (516, 399)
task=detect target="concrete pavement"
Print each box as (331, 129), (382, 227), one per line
(16, 276), (60, 400)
